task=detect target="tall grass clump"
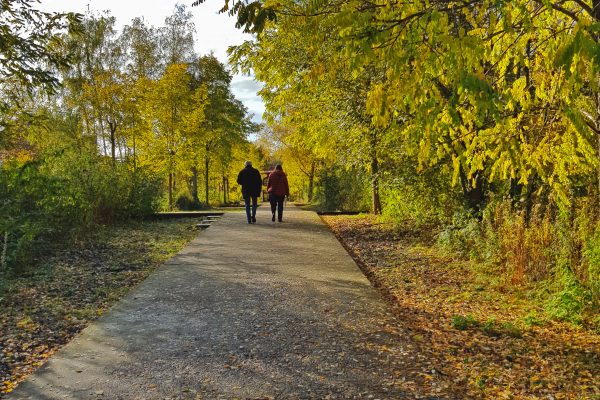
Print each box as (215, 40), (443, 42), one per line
(437, 196), (599, 328)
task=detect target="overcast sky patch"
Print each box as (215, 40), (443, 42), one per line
(39, 0), (266, 123)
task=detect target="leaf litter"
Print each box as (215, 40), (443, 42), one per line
(0, 219), (200, 395)
(322, 214), (599, 399)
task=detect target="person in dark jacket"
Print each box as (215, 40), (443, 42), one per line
(237, 160), (263, 224)
(267, 164), (290, 222)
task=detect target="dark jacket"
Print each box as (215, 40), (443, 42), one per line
(267, 170), (290, 197)
(237, 166), (263, 198)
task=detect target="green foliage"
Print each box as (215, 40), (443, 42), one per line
(583, 225), (600, 307)
(438, 198), (598, 327)
(544, 263), (589, 326)
(192, 0), (276, 34)
(0, 142), (162, 271)
(88, 164), (162, 222)
(452, 314), (522, 337)
(380, 161), (458, 227)
(0, 160), (72, 269)
(314, 165), (370, 212)
(437, 212), (484, 260)
(522, 311), (544, 327)
(0, 1), (81, 114)
(451, 314), (478, 331)
(175, 189), (203, 210)
(126, 170), (164, 216)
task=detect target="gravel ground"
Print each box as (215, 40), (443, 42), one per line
(8, 206), (453, 399)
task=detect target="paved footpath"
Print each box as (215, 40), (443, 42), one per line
(8, 206), (419, 400)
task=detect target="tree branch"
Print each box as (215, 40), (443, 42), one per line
(534, 0), (581, 22)
(572, 0), (594, 17)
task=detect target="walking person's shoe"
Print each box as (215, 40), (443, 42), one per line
(278, 218), (282, 222)
(271, 213), (275, 222)
(252, 216), (256, 223)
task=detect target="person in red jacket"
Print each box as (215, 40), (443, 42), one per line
(267, 164), (290, 222)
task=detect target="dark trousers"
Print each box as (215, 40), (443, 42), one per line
(269, 194), (285, 221)
(244, 196), (258, 222)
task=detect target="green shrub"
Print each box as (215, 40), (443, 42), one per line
(380, 162), (458, 227)
(315, 165), (370, 212)
(0, 147), (162, 272)
(437, 211), (484, 259)
(126, 169), (163, 216)
(544, 263), (588, 325)
(0, 159), (77, 269)
(175, 189), (202, 210)
(438, 198), (598, 328)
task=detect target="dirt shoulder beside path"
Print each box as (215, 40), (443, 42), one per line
(322, 214), (600, 399)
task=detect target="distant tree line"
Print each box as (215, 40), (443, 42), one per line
(0, 3), (258, 271)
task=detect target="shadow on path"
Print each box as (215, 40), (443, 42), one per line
(8, 206), (451, 399)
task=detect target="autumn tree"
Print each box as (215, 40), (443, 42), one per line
(189, 54), (252, 206)
(204, 0), (600, 210)
(142, 63), (207, 210)
(159, 4), (196, 67)
(120, 17), (161, 80)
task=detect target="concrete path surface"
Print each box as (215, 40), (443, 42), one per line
(8, 206), (413, 400)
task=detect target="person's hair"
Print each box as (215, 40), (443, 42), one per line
(275, 164), (283, 171)
(244, 160), (252, 167)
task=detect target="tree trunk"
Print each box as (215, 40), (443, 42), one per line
(226, 178), (229, 203)
(223, 175), (227, 204)
(191, 167), (199, 204)
(118, 137), (125, 162)
(132, 135), (137, 171)
(307, 161), (315, 203)
(168, 172), (173, 211)
(459, 167), (486, 213)
(371, 159), (381, 215)
(596, 93), (600, 218)
(101, 132), (108, 158)
(370, 132), (382, 215)
(205, 156), (210, 207)
(108, 120), (116, 166)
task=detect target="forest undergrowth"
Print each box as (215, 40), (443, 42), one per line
(0, 218), (199, 395)
(322, 214), (599, 399)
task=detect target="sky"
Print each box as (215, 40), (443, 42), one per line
(38, 0), (265, 123)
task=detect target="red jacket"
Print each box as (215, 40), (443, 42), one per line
(267, 170), (289, 197)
